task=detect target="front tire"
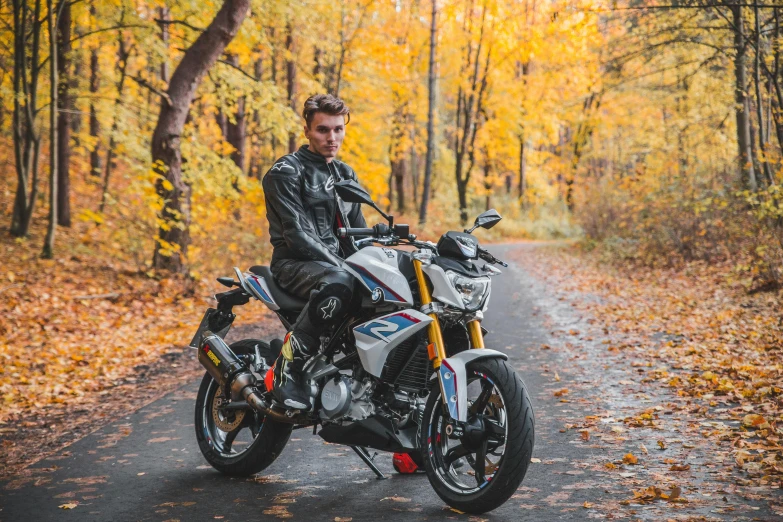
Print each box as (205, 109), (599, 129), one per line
(194, 339), (292, 477)
(419, 357), (534, 514)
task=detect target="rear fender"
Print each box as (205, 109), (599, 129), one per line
(234, 267), (280, 311)
(438, 349), (508, 422)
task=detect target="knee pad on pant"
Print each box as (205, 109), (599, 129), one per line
(308, 282), (353, 326)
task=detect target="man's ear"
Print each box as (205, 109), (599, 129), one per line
(303, 124), (310, 140)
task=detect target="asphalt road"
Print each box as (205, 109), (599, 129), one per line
(1, 244), (778, 521)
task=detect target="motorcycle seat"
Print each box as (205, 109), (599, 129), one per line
(248, 265), (307, 312)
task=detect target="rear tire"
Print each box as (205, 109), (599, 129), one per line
(194, 339), (292, 477)
(420, 358), (534, 514)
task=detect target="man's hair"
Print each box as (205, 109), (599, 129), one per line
(303, 94), (351, 127)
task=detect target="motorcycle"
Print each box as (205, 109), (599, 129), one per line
(189, 179), (535, 514)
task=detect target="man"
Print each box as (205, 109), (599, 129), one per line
(262, 94), (367, 410)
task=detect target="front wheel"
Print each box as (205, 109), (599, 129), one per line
(194, 339), (292, 476)
(419, 357), (534, 514)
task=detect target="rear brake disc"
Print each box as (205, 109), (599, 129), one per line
(211, 386), (245, 432)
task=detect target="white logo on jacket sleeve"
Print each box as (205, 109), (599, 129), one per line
(271, 161), (295, 172)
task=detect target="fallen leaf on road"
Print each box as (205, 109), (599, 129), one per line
(669, 464), (691, 471)
(605, 462), (617, 469)
(530, 458), (541, 463)
(554, 388), (569, 397)
(580, 430), (590, 441)
(657, 440), (666, 450)
(137, 472), (145, 476)
(554, 372), (561, 381)
(380, 496), (411, 502)
(583, 501), (593, 508)
(623, 453), (638, 465)
(335, 518), (353, 522)
(62, 476), (106, 485)
(639, 443), (648, 455)
(58, 502), (78, 509)
(148, 437), (180, 443)
(263, 505), (292, 518)
(742, 414), (770, 430)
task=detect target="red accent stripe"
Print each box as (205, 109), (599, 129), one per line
(396, 312), (421, 323)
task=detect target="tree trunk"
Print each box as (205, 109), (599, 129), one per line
(770, 9), (783, 155)
(225, 54), (246, 175)
(89, 43), (102, 176)
(100, 37), (130, 213)
(249, 53), (263, 179)
(42, 0), (58, 258)
(418, 0), (437, 225)
(151, 0), (250, 273)
(754, 4), (774, 185)
(56, 0), (70, 227)
(11, 0), (43, 238)
(518, 134), (527, 206)
(732, 4), (758, 191)
(69, 15), (81, 136)
(286, 24), (297, 153)
(410, 126), (419, 209)
(159, 6), (170, 85)
(483, 152), (491, 211)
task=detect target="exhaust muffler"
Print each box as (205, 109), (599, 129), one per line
(197, 332), (302, 423)
(198, 332), (268, 407)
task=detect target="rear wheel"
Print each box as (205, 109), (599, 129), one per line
(194, 339), (292, 476)
(420, 357), (534, 514)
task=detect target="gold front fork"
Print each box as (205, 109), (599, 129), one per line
(412, 258), (446, 368)
(467, 319), (485, 349)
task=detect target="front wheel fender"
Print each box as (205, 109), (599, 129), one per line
(438, 349), (508, 422)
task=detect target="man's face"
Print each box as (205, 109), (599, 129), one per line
(304, 112), (345, 162)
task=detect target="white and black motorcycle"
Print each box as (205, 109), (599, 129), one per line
(190, 180), (534, 514)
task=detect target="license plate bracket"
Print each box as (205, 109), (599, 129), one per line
(189, 308), (231, 348)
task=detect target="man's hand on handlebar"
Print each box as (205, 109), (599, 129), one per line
(372, 223), (390, 237)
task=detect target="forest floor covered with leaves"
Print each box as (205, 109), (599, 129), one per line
(0, 224), (277, 477)
(506, 244), (783, 518)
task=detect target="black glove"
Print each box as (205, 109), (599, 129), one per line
(372, 223), (390, 237)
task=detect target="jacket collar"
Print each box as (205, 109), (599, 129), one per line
(298, 144), (330, 164)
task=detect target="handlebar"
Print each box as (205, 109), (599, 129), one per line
(478, 246), (508, 267)
(337, 227), (374, 238)
(338, 223), (412, 240)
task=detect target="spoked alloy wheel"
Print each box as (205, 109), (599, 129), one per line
(420, 358), (534, 514)
(201, 378), (264, 459)
(194, 339), (292, 477)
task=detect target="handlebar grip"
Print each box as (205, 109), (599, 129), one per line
(337, 227), (374, 238)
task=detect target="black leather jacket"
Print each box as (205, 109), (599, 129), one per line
(263, 145), (368, 266)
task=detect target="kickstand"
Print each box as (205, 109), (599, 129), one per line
(350, 446), (387, 480)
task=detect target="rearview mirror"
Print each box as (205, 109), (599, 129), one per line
(466, 209), (502, 233)
(335, 180), (374, 205)
(335, 179), (395, 227)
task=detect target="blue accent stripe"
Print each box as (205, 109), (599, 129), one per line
(439, 361), (459, 421)
(346, 262), (406, 303)
(247, 277), (273, 303)
(355, 313), (419, 341)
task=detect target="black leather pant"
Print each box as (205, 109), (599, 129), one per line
(271, 259), (355, 355)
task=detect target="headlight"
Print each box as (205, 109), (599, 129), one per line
(446, 271), (490, 310)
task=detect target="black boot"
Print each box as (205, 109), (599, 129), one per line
(272, 332), (312, 410)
